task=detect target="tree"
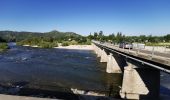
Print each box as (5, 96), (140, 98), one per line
(87, 33), (94, 40)
(139, 35), (147, 43)
(98, 31), (104, 41)
(93, 32), (98, 40)
(108, 33), (115, 41)
(116, 32), (123, 43)
(164, 34), (170, 42)
(0, 37), (6, 42)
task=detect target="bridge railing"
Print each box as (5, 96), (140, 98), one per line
(92, 40), (170, 73)
(92, 40), (170, 59)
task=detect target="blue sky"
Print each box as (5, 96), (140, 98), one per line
(0, 0), (170, 36)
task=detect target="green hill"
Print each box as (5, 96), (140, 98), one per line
(0, 30), (82, 42)
(0, 30), (90, 48)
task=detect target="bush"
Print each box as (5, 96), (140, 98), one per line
(0, 43), (8, 51)
(52, 41), (58, 47)
(38, 42), (52, 48)
(61, 41), (69, 46)
(70, 40), (78, 45)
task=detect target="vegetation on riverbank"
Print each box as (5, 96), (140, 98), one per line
(145, 42), (170, 48)
(0, 30), (170, 48)
(0, 30), (91, 48)
(16, 38), (58, 48)
(87, 31), (170, 43)
(0, 36), (8, 52)
(87, 31), (170, 47)
(0, 43), (8, 52)
(16, 37), (91, 48)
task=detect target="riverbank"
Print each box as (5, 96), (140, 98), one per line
(23, 45), (93, 50)
(54, 45), (93, 50)
(0, 94), (55, 100)
(23, 44), (94, 50)
(23, 45), (39, 48)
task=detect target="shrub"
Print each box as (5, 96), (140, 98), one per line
(70, 40), (78, 45)
(61, 41), (69, 46)
(38, 42), (52, 48)
(52, 42), (58, 47)
(0, 43), (8, 51)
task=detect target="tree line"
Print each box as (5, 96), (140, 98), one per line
(0, 30), (170, 49)
(0, 30), (91, 48)
(87, 31), (170, 44)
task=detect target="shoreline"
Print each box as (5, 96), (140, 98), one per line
(54, 45), (93, 50)
(23, 44), (94, 50)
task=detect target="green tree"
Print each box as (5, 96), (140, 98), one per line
(87, 33), (94, 40)
(93, 32), (98, 40)
(164, 34), (170, 42)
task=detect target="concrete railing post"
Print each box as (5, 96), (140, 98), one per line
(150, 46), (155, 59)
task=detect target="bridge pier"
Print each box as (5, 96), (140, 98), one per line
(92, 43), (102, 57)
(93, 44), (122, 73)
(106, 53), (122, 73)
(120, 63), (160, 100)
(92, 41), (165, 99)
(100, 49), (108, 62)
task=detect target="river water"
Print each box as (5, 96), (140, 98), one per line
(0, 43), (169, 100)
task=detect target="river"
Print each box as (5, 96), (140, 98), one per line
(0, 43), (169, 100)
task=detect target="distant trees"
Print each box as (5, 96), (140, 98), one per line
(87, 31), (125, 43)
(115, 32), (125, 43)
(164, 34), (170, 42)
(0, 31), (83, 42)
(108, 33), (115, 40)
(0, 30), (170, 48)
(0, 36), (6, 42)
(87, 31), (170, 45)
(0, 30), (91, 48)
(93, 32), (98, 40)
(98, 31), (104, 41)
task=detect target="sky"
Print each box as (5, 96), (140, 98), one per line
(0, 0), (170, 36)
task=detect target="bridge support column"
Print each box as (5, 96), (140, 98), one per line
(92, 44), (102, 57)
(97, 48), (103, 57)
(106, 53), (122, 73)
(120, 63), (160, 99)
(100, 49), (108, 62)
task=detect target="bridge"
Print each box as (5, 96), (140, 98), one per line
(92, 40), (170, 100)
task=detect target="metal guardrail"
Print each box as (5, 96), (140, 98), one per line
(92, 41), (170, 74)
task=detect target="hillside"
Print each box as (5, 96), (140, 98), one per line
(0, 30), (82, 42)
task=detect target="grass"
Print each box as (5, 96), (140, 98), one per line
(145, 42), (170, 47)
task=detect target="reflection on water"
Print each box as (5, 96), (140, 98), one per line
(104, 74), (122, 97)
(160, 72), (170, 99)
(0, 45), (122, 99)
